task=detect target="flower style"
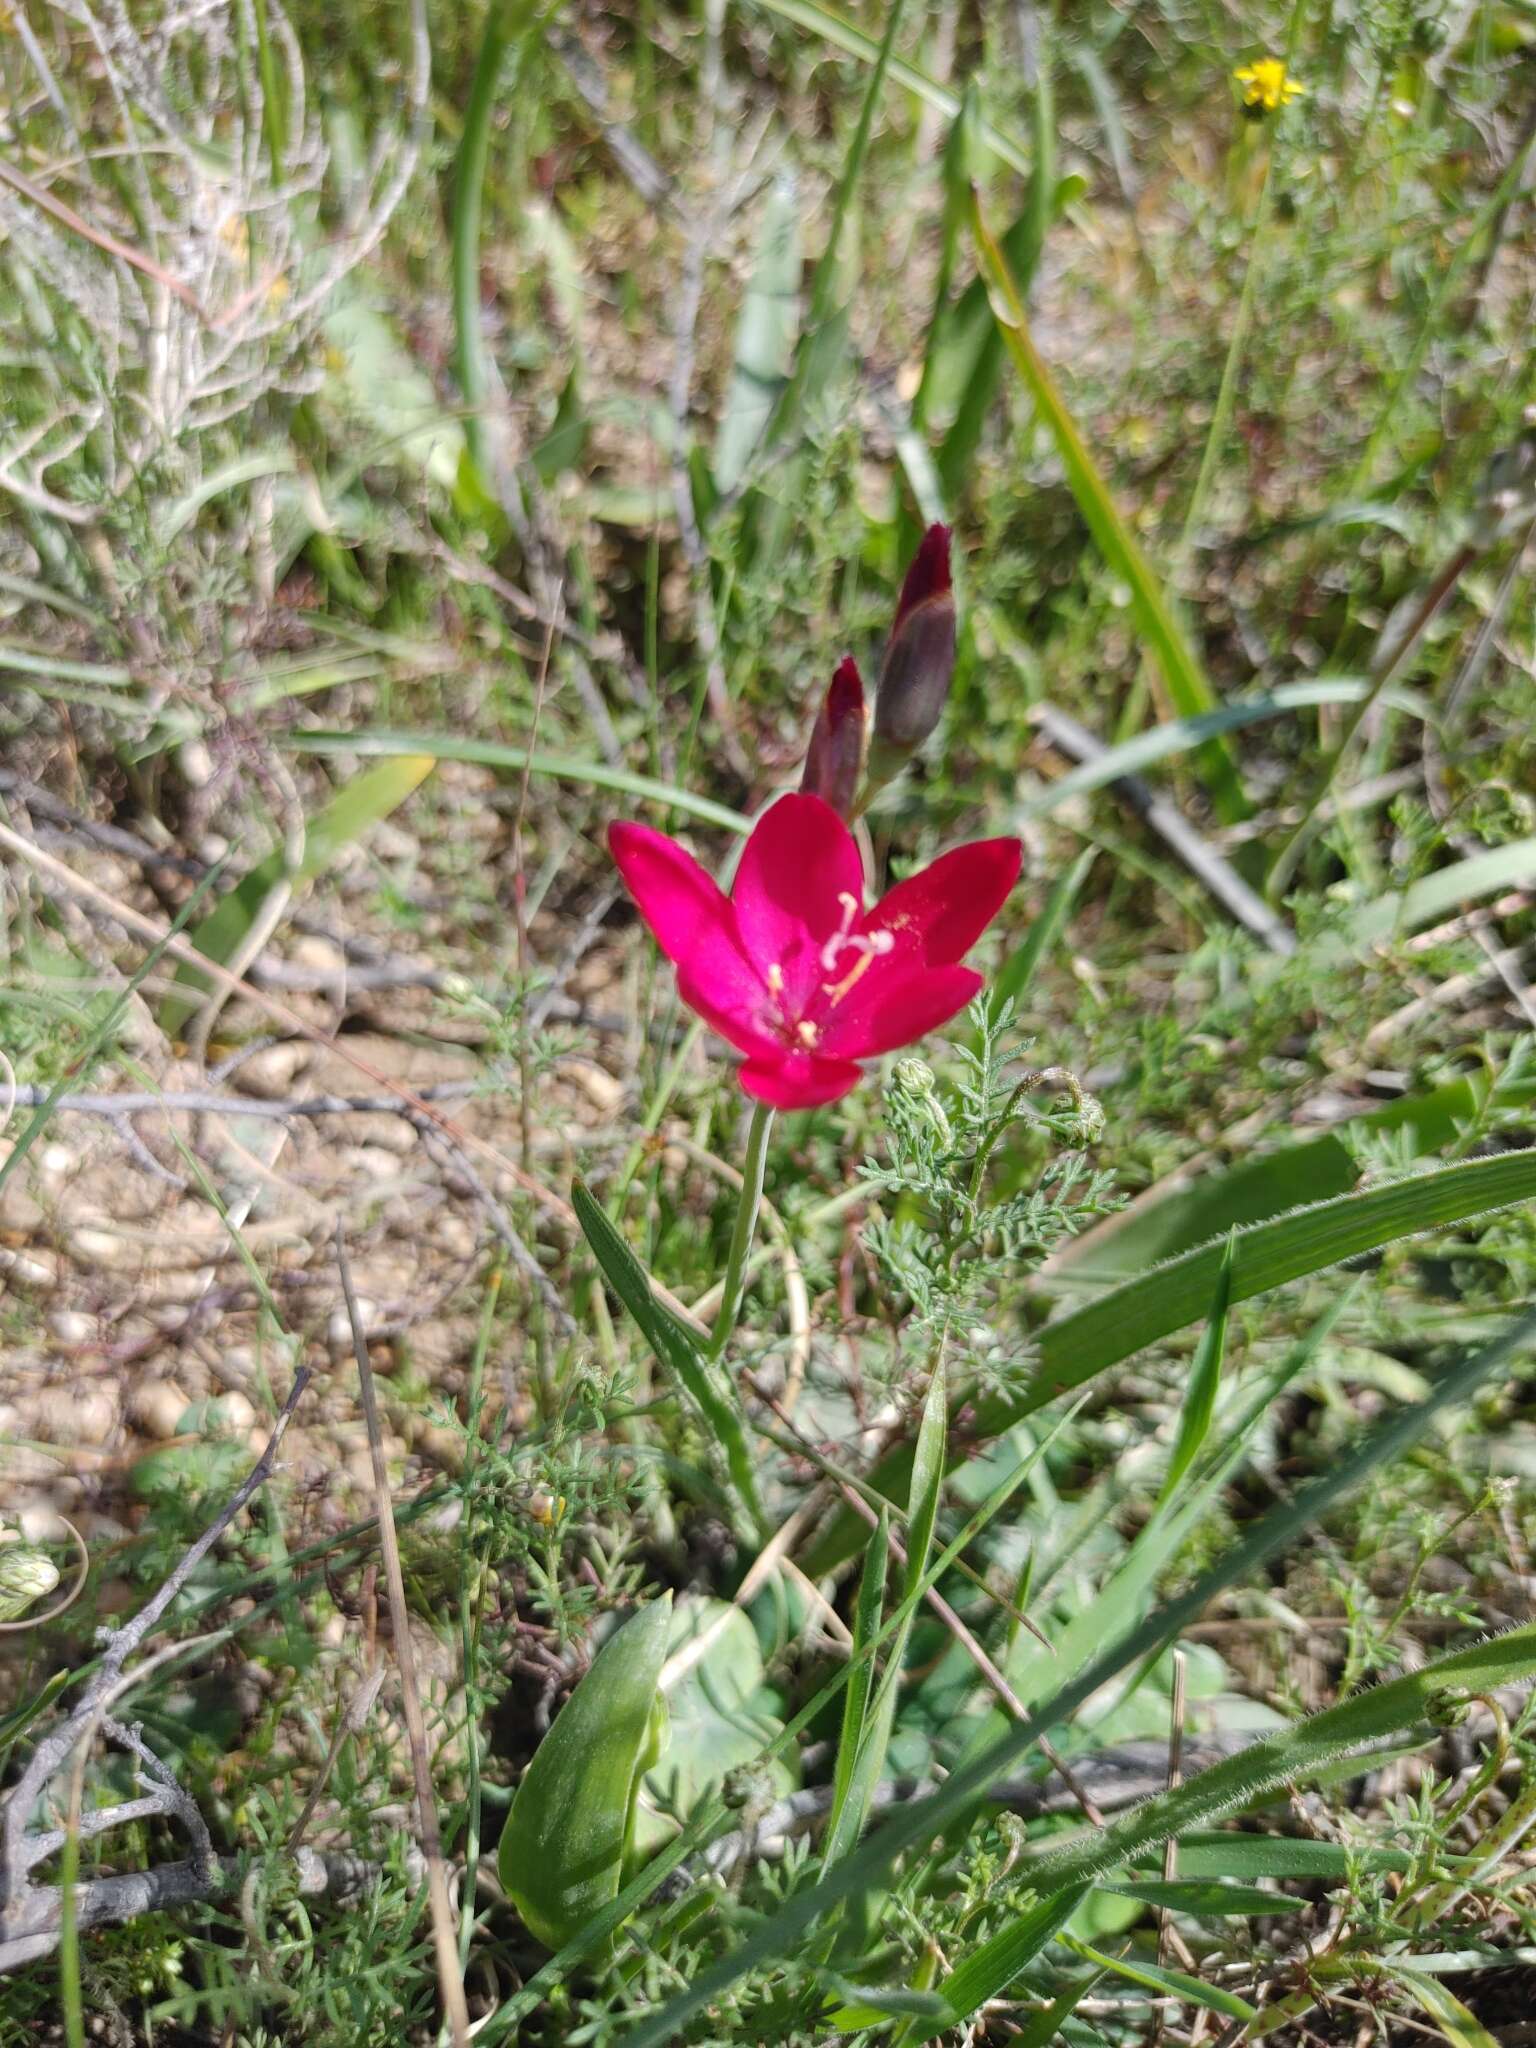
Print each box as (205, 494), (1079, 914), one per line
(609, 794), (1021, 1110)
(1234, 57), (1306, 113)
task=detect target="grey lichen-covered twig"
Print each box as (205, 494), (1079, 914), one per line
(0, 1845), (389, 1974)
(0, 1372), (311, 1964)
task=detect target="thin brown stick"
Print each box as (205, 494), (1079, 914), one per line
(0, 153), (205, 315)
(513, 606), (561, 1175)
(335, 1221), (469, 2048)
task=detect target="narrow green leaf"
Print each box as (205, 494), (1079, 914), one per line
(572, 1179), (766, 1538)
(929, 26), (1053, 499)
(1102, 1879), (1305, 1916)
(971, 190), (1250, 824)
(1008, 1969), (1103, 2048)
(1387, 1966), (1502, 2048)
(498, 1596), (673, 1951)
(160, 756), (435, 1031)
(825, 1506), (889, 1851)
(285, 728), (750, 833)
(1019, 677), (1413, 819)
(1158, 1232), (1234, 1507)
(920, 1885), (1090, 2040)
(1347, 836), (1536, 951)
(1061, 1936), (1257, 2022)
(824, 1364), (947, 1866)
(1149, 1833), (1411, 1881)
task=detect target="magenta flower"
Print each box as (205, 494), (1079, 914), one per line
(609, 793), (1021, 1110)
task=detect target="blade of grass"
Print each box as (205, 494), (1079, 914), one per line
(713, 173), (803, 494)
(823, 1363), (947, 1866)
(824, 1506), (891, 1854)
(768, 0), (911, 458)
(1157, 1232), (1235, 1508)
(751, 0), (1031, 175)
(159, 755), (434, 1032)
(454, 0), (541, 487)
(1019, 676), (1424, 818)
(573, 1178), (767, 1540)
(971, 188), (1250, 824)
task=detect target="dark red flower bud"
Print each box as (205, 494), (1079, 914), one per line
(870, 525), (957, 777)
(800, 656), (867, 821)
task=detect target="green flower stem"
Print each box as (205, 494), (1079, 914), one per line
(708, 1101), (775, 1358)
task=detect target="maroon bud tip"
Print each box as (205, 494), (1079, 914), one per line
(826, 654), (864, 721)
(893, 523), (952, 630)
(800, 656), (867, 820)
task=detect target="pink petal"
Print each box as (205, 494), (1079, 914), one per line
(677, 963), (780, 1061)
(731, 793), (866, 1013)
(866, 838), (1022, 969)
(738, 1052), (864, 1110)
(816, 963), (982, 1061)
(608, 821), (773, 1047)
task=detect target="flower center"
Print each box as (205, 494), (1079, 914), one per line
(818, 891), (893, 1006)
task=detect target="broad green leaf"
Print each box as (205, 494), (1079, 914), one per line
(286, 728), (749, 833)
(498, 1596), (673, 1951)
(971, 192), (1250, 824)
(573, 1179), (766, 1538)
(807, 1148), (1536, 1574)
(476, 1412), (1123, 2043)
(634, 1598), (795, 1856)
(713, 174), (802, 493)
(1061, 1935), (1257, 2022)
(1158, 1232), (1234, 1507)
(1102, 1879), (1305, 1916)
(160, 756), (434, 1032)
(321, 285), (465, 497)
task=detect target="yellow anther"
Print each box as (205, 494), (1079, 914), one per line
(767, 963), (785, 994)
(796, 1019), (820, 1047)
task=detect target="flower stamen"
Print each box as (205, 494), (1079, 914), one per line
(819, 891), (894, 1007)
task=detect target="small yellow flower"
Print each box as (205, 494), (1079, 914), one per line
(1234, 57), (1307, 113)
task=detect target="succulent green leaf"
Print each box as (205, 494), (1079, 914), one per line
(498, 1595), (674, 1952)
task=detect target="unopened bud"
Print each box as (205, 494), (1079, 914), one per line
(868, 524), (956, 786)
(800, 656), (867, 820)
